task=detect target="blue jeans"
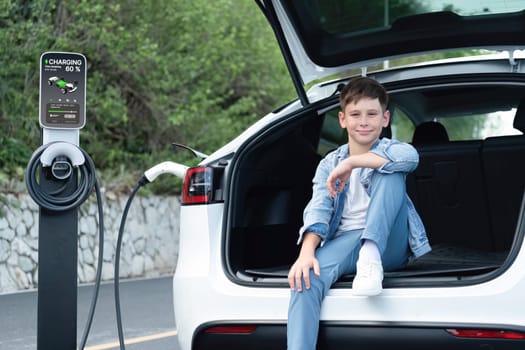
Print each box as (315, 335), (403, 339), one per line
(287, 172), (411, 350)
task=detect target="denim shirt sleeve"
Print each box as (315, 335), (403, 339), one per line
(298, 152), (338, 245)
(369, 138), (419, 174)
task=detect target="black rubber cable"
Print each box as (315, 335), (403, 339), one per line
(114, 176), (149, 350)
(26, 143), (96, 212)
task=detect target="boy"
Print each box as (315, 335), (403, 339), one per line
(287, 77), (431, 350)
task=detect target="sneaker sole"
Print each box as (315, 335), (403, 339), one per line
(351, 286), (382, 297)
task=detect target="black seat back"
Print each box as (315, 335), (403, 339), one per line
(408, 141), (494, 251)
(481, 99), (525, 250)
(412, 121), (449, 146)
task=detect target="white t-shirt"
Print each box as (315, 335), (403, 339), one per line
(336, 170), (370, 234)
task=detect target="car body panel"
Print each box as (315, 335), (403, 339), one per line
(174, 217), (525, 348)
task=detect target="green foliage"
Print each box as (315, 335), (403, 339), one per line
(0, 0), (295, 194)
(0, 0), (494, 194)
(438, 114), (487, 141)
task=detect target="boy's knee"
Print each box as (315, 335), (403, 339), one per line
(293, 271), (333, 300)
(376, 171), (405, 183)
(372, 172), (405, 191)
(290, 283), (323, 305)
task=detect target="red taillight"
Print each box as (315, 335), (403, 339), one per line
(204, 325), (257, 334)
(447, 328), (525, 340)
(182, 167), (213, 204)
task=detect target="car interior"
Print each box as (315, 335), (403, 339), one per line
(226, 80), (525, 287)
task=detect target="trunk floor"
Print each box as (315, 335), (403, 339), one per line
(244, 244), (507, 279)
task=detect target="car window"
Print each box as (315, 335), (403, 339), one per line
(319, 109), (346, 155)
(437, 109), (521, 141)
(390, 108), (415, 143)
(318, 97), (521, 153)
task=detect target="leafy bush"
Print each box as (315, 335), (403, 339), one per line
(0, 0), (295, 194)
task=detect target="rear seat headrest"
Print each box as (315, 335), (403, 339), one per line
(412, 121), (449, 145)
(514, 98), (525, 133)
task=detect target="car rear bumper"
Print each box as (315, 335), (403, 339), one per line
(193, 321), (525, 350)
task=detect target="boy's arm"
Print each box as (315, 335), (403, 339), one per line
(369, 140), (419, 173)
(326, 152), (387, 198)
(297, 154), (337, 245)
(327, 140), (420, 197)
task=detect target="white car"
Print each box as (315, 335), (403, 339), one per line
(173, 1), (525, 349)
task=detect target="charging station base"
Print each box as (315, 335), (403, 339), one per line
(37, 171), (78, 349)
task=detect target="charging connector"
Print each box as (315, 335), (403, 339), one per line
(144, 161), (189, 182)
(51, 156), (73, 180)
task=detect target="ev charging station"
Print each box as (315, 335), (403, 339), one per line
(26, 51), (189, 350)
(27, 51), (89, 350)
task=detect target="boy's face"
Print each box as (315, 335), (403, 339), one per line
(338, 97), (390, 149)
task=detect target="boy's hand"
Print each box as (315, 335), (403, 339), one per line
(326, 158), (353, 198)
(288, 253), (320, 292)
(326, 153), (388, 198)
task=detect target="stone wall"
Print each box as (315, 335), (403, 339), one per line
(0, 192), (180, 294)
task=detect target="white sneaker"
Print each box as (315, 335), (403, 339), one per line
(352, 259), (383, 296)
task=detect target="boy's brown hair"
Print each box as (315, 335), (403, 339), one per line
(339, 77), (389, 112)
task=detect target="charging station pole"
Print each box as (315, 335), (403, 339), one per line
(37, 52), (87, 350)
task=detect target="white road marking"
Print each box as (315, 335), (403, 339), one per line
(84, 329), (178, 350)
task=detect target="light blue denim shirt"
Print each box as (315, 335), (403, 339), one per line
(299, 138), (431, 259)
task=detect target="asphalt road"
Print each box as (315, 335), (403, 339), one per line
(0, 276), (179, 350)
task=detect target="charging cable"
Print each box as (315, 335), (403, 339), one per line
(26, 142), (96, 211)
(114, 161), (188, 350)
(25, 141), (104, 350)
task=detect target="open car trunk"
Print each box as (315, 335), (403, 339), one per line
(225, 78), (525, 288)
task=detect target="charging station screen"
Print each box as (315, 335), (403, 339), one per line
(40, 52), (86, 129)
